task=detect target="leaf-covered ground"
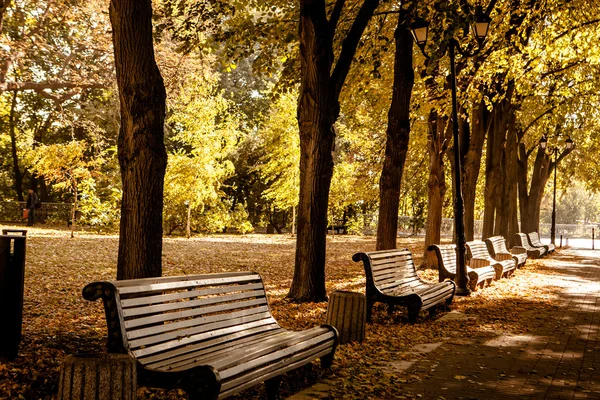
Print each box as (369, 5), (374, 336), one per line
(0, 225), (596, 399)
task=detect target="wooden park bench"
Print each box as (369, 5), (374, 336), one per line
(83, 272), (339, 400)
(527, 231), (555, 254)
(352, 249), (455, 323)
(466, 240), (516, 279)
(428, 244), (496, 291)
(515, 232), (547, 258)
(485, 236), (528, 268)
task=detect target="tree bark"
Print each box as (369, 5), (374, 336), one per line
(289, 0), (380, 302)
(422, 110), (450, 268)
(462, 100), (487, 241)
(376, 13), (414, 251)
(110, 0), (167, 280)
(518, 140), (573, 233)
(8, 91), (23, 201)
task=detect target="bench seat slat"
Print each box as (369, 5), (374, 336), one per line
(139, 325), (283, 367)
(218, 346), (334, 399)
(122, 289), (266, 318)
(129, 311), (275, 349)
(127, 305), (271, 340)
(117, 274), (262, 295)
(155, 329), (301, 370)
(125, 297), (267, 330)
(121, 282), (265, 308)
(218, 342), (333, 390)
(183, 328), (332, 373)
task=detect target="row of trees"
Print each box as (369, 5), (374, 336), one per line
(1, 0), (600, 300)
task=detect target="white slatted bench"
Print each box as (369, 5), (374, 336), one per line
(82, 272), (338, 400)
(466, 240), (516, 279)
(515, 232), (547, 258)
(527, 232), (555, 254)
(352, 249), (455, 323)
(485, 236), (527, 268)
(428, 244), (496, 291)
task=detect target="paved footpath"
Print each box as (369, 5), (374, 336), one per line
(289, 248), (600, 400)
(395, 248), (600, 400)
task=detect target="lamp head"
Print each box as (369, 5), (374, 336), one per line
(539, 134), (548, 150)
(472, 6), (491, 43)
(410, 17), (429, 47)
(565, 136), (574, 150)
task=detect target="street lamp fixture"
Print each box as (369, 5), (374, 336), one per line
(539, 134), (575, 245)
(410, 6), (492, 296)
(410, 17), (429, 47)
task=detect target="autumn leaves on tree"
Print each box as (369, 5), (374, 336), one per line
(1, 0), (599, 294)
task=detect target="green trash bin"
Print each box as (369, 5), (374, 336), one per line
(0, 234), (27, 359)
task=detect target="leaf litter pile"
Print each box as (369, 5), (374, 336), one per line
(0, 226), (582, 399)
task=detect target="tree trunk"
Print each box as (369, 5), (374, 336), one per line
(505, 122), (520, 247)
(462, 100), (487, 241)
(482, 101), (508, 239)
(289, 0), (380, 302)
(186, 201), (191, 239)
(71, 182), (77, 239)
(422, 110), (450, 268)
(518, 139), (573, 234)
(8, 91), (23, 201)
(376, 13), (414, 251)
(111, 0), (167, 280)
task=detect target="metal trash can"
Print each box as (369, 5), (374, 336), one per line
(0, 233), (27, 359)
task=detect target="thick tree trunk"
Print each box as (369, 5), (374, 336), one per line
(423, 110), (449, 268)
(289, 0), (379, 302)
(8, 92), (23, 201)
(110, 0), (167, 280)
(504, 119), (520, 247)
(376, 15), (414, 251)
(461, 101), (487, 241)
(482, 100), (509, 239)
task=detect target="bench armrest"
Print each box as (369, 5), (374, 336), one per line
(470, 257), (490, 269)
(494, 253), (513, 262)
(511, 246), (526, 255)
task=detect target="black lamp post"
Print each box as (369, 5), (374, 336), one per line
(410, 6), (491, 296)
(539, 134), (574, 245)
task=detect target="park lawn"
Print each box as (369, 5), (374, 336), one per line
(0, 226), (560, 399)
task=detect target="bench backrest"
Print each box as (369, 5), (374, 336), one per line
(515, 233), (535, 250)
(83, 272), (279, 361)
(527, 232), (543, 247)
(428, 244), (457, 275)
(485, 236), (509, 256)
(466, 240), (494, 262)
(352, 249), (421, 295)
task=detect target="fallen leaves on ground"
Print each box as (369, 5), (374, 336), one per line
(0, 225), (583, 399)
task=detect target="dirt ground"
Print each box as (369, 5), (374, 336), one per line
(0, 225), (584, 399)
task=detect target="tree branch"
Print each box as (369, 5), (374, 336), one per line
(328, 0), (346, 32)
(330, 0), (380, 98)
(1, 81), (107, 93)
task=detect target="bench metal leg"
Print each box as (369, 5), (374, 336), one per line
(366, 297), (374, 322)
(407, 304), (421, 323)
(428, 305), (438, 318)
(321, 352), (335, 369)
(186, 368), (220, 400)
(265, 375), (283, 400)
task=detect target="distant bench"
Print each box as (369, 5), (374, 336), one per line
(83, 272), (338, 400)
(428, 243), (496, 291)
(352, 249), (455, 323)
